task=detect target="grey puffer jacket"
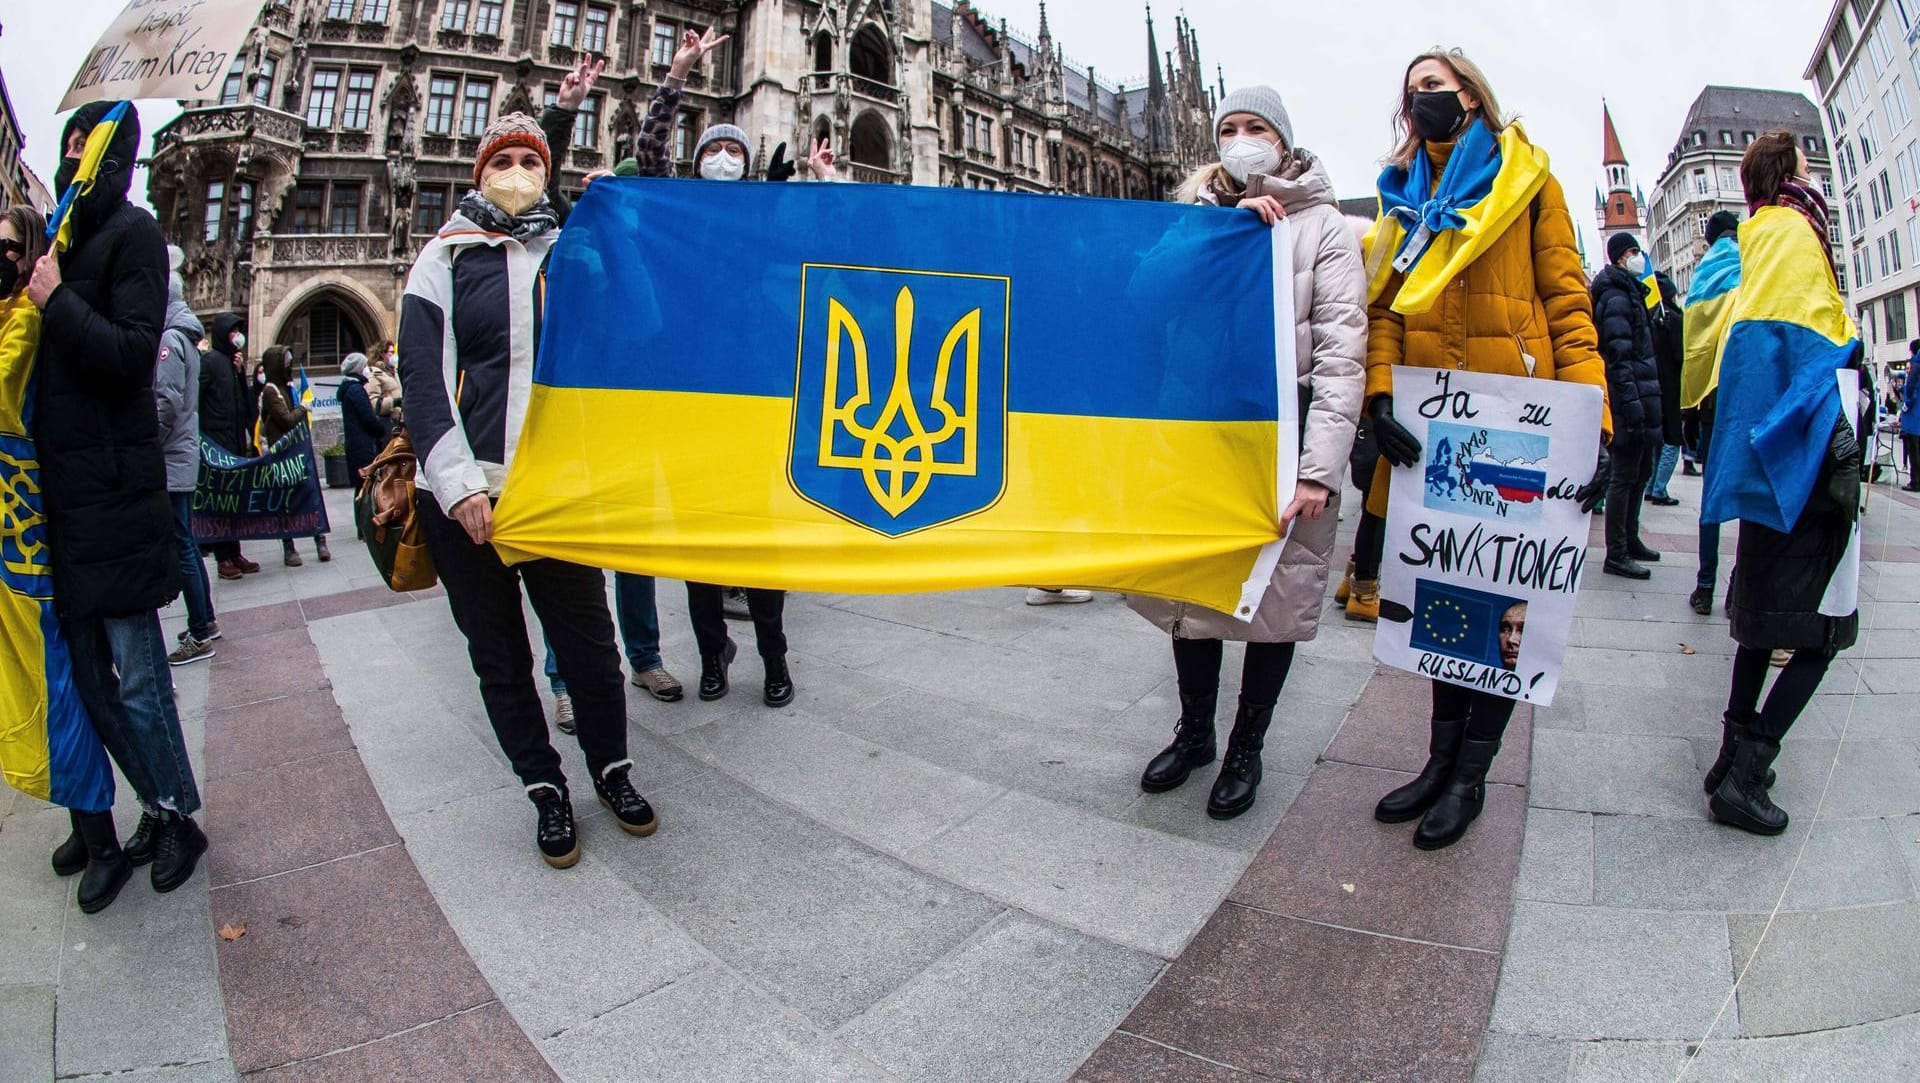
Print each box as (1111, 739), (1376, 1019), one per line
(1129, 151), (1367, 643)
(155, 297), (204, 492)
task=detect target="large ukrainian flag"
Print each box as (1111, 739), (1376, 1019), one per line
(491, 179), (1298, 617)
(0, 292), (113, 810)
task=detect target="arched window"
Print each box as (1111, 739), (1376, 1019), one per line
(850, 24), (891, 84)
(813, 31), (833, 73)
(850, 110), (891, 168)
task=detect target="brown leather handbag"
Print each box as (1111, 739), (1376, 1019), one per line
(354, 428), (438, 592)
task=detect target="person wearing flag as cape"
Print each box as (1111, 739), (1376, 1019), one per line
(1359, 50), (1612, 851)
(1699, 132), (1871, 837)
(1589, 233), (1667, 579)
(256, 345), (331, 566)
(398, 99), (658, 869)
(24, 100), (209, 906)
(1127, 86), (1365, 821)
(1680, 209), (1743, 616)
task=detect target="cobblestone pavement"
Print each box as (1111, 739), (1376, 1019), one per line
(2, 471), (1916, 1082)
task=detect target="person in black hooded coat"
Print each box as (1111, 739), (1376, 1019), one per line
(1590, 233), (1666, 578)
(198, 311), (258, 577)
(25, 101), (208, 907)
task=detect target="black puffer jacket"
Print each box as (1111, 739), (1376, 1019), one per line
(200, 312), (253, 454)
(33, 101), (180, 620)
(1590, 263), (1664, 444)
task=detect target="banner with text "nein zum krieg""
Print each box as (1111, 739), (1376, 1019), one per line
(61, 0), (263, 113)
(1373, 367), (1604, 706)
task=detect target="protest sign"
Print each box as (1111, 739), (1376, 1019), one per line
(192, 420), (331, 543)
(61, 0), (263, 113)
(1372, 367), (1604, 706)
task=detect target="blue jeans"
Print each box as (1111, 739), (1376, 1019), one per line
(1696, 415), (1720, 591)
(170, 492), (216, 639)
(61, 611), (202, 816)
(547, 572), (661, 695)
(1646, 443), (1681, 498)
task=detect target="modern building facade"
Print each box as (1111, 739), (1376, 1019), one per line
(0, 66), (52, 213)
(1806, 0), (1920, 380)
(1648, 86), (1834, 300)
(145, 0), (1217, 367)
(1595, 102), (1646, 261)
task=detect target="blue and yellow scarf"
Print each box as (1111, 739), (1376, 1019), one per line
(1363, 120), (1553, 315)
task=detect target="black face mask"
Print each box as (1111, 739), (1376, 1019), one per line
(1410, 90), (1469, 143)
(54, 155), (82, 194)
(0, 259), (19, 298)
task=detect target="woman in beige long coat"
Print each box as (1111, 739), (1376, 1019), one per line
(1128, 86), (1365, 820)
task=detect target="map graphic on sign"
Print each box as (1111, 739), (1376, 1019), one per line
(1424, 422), (1550, 524)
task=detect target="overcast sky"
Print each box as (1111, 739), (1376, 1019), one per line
(3, 0), (1834, 260)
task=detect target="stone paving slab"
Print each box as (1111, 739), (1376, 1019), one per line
(1512, 807), (1594, 905)
(249, 1004), (556, 1083)
(1527, 729), (1705, 818)
(836, 913), (1163, 1083)
(1564, 1011), (1920, 1081)
(1591, 814), (1915, 912)
(1727, 901), (1920, 1036)
(1113, 904), (1499, 1083)
(1074, 1033), (1254, 1081)
(0, 802), (72, 987)
(0, 983), (54, 1083)
(1490, 900), (1735, 1040)
(204, 749), (401, 888)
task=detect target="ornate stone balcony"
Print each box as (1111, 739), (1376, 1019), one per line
(151, 104), (306, 159)
(847, 162), (903, 185)
(850, 75), (900, 105)
(259, 232), (392, 267)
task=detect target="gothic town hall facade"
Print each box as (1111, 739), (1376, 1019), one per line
(147, 0), (1219, 366)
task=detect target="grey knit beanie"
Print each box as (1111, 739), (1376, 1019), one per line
(1213, 86), (1293, 150)
(693, 123), (751, 164)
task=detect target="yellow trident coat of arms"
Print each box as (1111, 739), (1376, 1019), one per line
(790, 265), (1010, 536)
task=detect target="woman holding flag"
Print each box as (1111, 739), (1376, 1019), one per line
(398, 105), (657, 869)
(1128, 86), (1364, 821)
(1699, 132), (1869, 836)
(1360, 50), (1611, 850)
(256, 345), (330, 566)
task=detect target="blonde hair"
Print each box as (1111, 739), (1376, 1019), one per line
(1387, 48), (1506, 169)
(1175, 162), (1236, 205)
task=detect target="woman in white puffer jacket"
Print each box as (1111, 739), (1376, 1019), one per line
(1127, 86), (1366, 821)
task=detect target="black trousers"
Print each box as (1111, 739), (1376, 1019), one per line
(1172, 638), (1296, 707)
(1728, 644), (1837, 741)
(1605, 432), (1656, 560)
(1432, 680), (1518, 742)
(1904, 433), (1920, 484)
(688, 583), (787, 661)
(417, 496), (627, 791)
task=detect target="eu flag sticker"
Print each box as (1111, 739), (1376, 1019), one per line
(1411, 578), (1527, 671)
(788, 264), (1011, 537)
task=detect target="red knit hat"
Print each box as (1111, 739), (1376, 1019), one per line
(472, 112), (552, 185)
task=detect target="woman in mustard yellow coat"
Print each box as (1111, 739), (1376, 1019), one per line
(1362, 49), (1612, 850)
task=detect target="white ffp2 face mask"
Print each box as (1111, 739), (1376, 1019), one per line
(700, 150), (746, 181)
(482, 166), (544, 217)
(1220, 136), (1283, 183)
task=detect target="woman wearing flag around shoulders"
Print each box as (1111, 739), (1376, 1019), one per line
(1362, 49), (1611, 850)
(397, 107), (658, 869)
(1700, 132), (1869, 837)
(1128, 87), (1365, 821)
(255, 345), (330, 567)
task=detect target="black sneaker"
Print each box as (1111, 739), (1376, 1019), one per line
(150, 813), (208, 893)
(699, 639), (737, 701)
(529, 784), (580, 868)
(123, 811), (161, 867)
(763, 655), (794, 708)
(593, 762), (658, 837)
(1688, 588), (1713, 616)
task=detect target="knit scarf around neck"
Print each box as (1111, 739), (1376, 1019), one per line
(456, 188), (559, 241)
(1759, 180), (1835, 278)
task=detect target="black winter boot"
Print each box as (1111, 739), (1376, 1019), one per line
(698, 639), (738, 701)
(1207, 700), (1275, 820)
(763, 654), (794, 708)
(529, 784), (580, 868)
(1710, 734), (1789, 835)
(51, 810), (87, 877)
(1140, 691), (1218, 793)
(593, 762), (658, 837)
(150, 811), (208, 893)
(74, 811), (131, 914)
(1413, 736), (1501, 850)
(123, 810), (161, 866)
(1704, 711), (1776, 794)
(1375, 716), (1468, 823)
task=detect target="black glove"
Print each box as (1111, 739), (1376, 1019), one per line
(1574, 442), (1611, 513)
(1369, 395), (1422, 467)
(766, 142), (797, 182)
